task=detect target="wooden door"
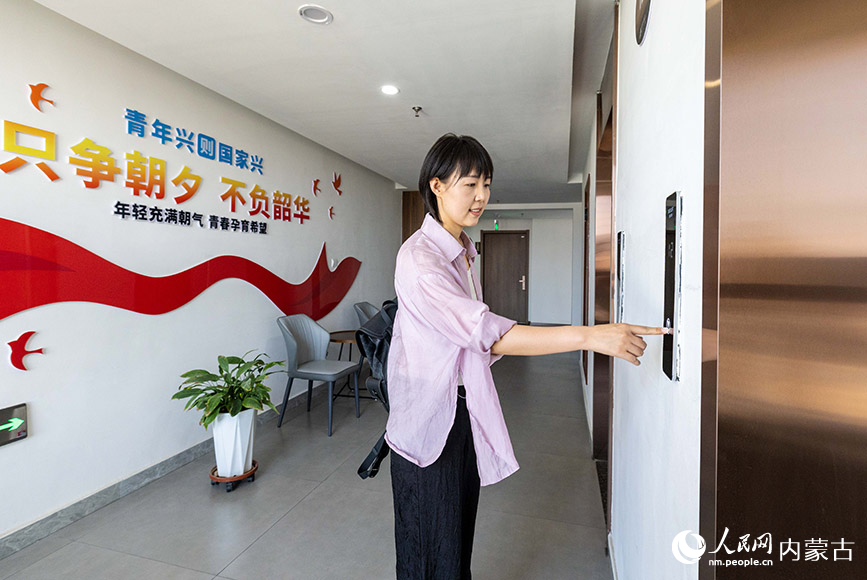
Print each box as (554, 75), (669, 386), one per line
(401, 191), (425, 243)
(480, 230), (529, 323)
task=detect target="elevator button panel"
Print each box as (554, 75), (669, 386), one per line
(663, 192), (682, 381)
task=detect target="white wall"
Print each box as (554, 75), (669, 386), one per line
(465, 211), (574, 325)
(0, 0), (400, 538)
(609, 1), (704, 579)
(529, 217), (573, 324)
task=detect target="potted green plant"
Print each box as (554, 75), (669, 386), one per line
(172, 351), (283, 479)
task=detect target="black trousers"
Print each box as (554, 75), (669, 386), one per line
(391, 386), (480, 580)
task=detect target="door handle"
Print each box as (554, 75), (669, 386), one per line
(519, 275), (526, 291)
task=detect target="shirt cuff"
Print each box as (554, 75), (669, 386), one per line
(468, 310), (516, 356)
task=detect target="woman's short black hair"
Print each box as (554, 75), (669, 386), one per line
(418, 133), (494, 222)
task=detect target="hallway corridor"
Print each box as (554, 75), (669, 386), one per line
(0, 353), (612, 580)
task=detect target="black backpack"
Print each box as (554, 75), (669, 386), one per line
(354, 298), (397, 479)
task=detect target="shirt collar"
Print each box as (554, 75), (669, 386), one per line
(421, 213), (477, 263)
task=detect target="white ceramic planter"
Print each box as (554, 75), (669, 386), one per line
(212, 408), (256, 477)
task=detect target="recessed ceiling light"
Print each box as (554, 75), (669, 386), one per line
(299, 4), (333, 25)
(381, 85), (400, 96)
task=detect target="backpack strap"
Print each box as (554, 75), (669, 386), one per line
(380, 307), (394, 327)
(357, 431), (390, 479)
(379, 298), (397, 327)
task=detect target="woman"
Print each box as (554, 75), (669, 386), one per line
(385, 134), (667, 580)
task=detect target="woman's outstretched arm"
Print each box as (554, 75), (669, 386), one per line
(491, 323), (669, 366)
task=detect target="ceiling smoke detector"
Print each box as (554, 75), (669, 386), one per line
(299, 4), (333, 25)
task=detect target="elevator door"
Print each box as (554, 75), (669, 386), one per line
(593, 111), (614, 463)
(705, 1), (867, 578)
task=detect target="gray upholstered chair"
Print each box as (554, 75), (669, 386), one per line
(277, 314), (362, 436)
(353, 301), (379, 327)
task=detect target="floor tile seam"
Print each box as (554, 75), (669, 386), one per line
(0, 537), (74, 580)
(479, 506), (609, 533)
(264, 418), (386, 440)
(265, 399), (376, 430)
(214, 476), (328, 578)
(296, 430), (388, 484)
(497, 361), (579, 368)
(320, 472), (395, 499)
(504, 408), (587, 421)
(263, 414), (385, 437)
(500, 381), (579, 390)
(282, 474), (325, 484)
(1, 548), (69, 580)
(214, 474), (394, 577)
(318, 426), (392, 490)
(76, 473), (324, 555)
(509, 446), (597, 464)
(328, 435), (385, 472)
(267, 413), (377, 433)
(499, 370), (578, 376)
(318, 445), (395, 494)
(257, 426), (385, 455)
(256, 470), (325, 486)
(333, 481), (393, 498)
(501, 391), (580, 399)
(71, 538), (218, 576)
(499, 382), (580, 390)
(255, 423), (386, 482)
(501, 409), (584, 421)
(3, 550), (61, 580)
(312, 447), (375, 483)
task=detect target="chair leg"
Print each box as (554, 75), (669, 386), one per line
(277, 377), (294, 428)
(354, 370), (360, 418)
(328, 381), (334, 437)
(307, 380), (313, 412)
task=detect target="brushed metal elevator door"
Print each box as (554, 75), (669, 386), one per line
(593, 109), (614, 464)
(708, 1), (867, 578)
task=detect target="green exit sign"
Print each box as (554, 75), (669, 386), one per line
(0, 404), (27, 447)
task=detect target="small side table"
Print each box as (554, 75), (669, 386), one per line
(329, 330), (373, 402)
(329, 330), (357, 361)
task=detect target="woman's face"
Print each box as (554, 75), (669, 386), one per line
(431, 170), (491, 240)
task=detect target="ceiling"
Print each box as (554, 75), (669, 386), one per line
(35, 0), (613, 204)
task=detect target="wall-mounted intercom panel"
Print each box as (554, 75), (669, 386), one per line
(663, 192), (682, 381)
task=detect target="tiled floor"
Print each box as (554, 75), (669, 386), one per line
(1, 353), (612, 580)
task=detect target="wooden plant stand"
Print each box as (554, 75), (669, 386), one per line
(209, 459), (258, 492)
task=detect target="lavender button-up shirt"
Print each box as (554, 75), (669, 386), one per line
(385, 214), (519, 486)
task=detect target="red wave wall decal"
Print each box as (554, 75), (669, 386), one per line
(0, 218), (361, 321)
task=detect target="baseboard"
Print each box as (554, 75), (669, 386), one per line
(609, 532), (619, 580)
(0, 381), (334, 560)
